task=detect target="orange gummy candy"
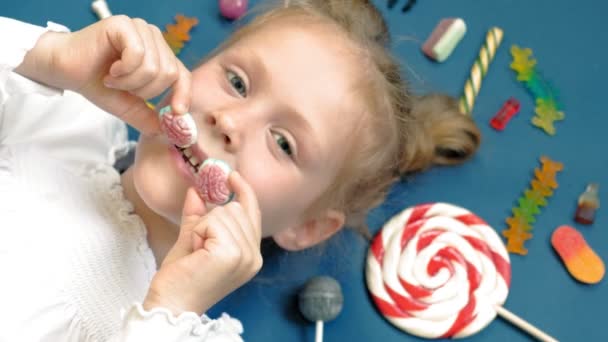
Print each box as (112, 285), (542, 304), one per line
(551, 225), (605, 284)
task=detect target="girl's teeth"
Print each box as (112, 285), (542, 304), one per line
(183, 148), (193, 157)
(189, 156), (200, 165)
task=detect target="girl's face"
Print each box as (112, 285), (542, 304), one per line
(133, 19), (364, 244)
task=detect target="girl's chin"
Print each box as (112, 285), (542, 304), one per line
(133, 171), (185, 225)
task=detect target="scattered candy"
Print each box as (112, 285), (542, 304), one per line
(575, 183), (600, 225)
(196, 158), (234, 205)
(158, 105), (198, 148)
(502, 156), (563, 255)
(366, 203), (511, 338)
(91, 0), (112, 20)
(459, 27), (504, 115)
(510, 45), (565, 135)
(422, 18), (467, 63)
(551, 225), (605, 284)
(162, 14), (199, 55)
(298, 276), (344, 342)
(490, 97), (520, 131)
(219, 0), (248, 20)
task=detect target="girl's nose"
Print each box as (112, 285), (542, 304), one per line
(206, 110), (240, 152)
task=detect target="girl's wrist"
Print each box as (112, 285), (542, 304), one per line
(15, 31), (66, 88)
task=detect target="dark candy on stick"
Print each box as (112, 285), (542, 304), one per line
(298, 276), (343, 342)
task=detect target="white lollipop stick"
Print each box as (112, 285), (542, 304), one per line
(91, 0), (112, 20)
(315, 320), (323, 342)
(495, 306), (558, 342)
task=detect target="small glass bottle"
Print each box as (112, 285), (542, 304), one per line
(574, 183), (600, 225)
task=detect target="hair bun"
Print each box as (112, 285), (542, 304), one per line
(401, 94), (481, 173)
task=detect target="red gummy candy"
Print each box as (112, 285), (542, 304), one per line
(490, 97), (520, 131)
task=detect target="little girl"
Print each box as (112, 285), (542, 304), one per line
(0, 0), (480, 340)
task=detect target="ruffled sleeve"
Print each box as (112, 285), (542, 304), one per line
(112, 303), (244, 342)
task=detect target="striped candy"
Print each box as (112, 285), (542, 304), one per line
(459, 27), (504, 115)
(365, 203), (511, 339)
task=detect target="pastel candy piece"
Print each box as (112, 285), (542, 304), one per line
(422, 18), (467, 62)
(196, 158), (234, 205)
(551, 225), (605, 284)
(158, 105), (198, 148)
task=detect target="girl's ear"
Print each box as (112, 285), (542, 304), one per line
(272, 209), (345, 251)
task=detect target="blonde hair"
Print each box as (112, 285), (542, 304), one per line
(220, 0), (481, 232)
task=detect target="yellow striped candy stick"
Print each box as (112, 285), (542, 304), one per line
(459, 27), (504, 115)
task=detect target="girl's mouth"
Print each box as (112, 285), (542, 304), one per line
(176, 145), (203, 173)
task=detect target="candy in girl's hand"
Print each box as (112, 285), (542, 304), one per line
(551, 225), (605, 284)
(158, 105), (198, 148)
(196, 158), (234, 205)
(219, 0), (248, 20)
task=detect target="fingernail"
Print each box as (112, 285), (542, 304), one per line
(104, 80), (116, 89)
(158, 105), (172, 117)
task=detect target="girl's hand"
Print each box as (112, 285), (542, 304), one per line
(16, 15), (191, 135)
(143, 172), (263, 315)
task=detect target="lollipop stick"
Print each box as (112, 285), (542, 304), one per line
(315, 320), (323, 342)
(495, 305), (558, 342)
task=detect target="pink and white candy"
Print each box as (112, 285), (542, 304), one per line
(366, 203), (511, 339)
(159, 106), (198, 148)
(196, 158), (234, 205)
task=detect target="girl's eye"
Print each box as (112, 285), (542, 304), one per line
(272, 132), (293, 157)
(227, 70), (247, 97)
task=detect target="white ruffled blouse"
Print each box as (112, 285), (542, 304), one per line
(0, 17), (243, 341)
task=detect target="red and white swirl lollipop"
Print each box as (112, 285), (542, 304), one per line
(366, 203), (557, 341)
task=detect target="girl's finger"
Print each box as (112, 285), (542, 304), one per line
(104, 18), (160, 90)
(224, 202), (258, 252)
(149, 25), (192, 115)
(168, 62), (192, 115)
(126, 24), (182, 100)
(209, 207), (251, 258)
(228, 172), (261, 242)
(104, 16), (145, 77)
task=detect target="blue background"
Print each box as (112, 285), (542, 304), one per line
(2, 0), (607, 341)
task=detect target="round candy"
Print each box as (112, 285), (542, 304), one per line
(159, 106), (198, 148)
(196, 158), (234, 205)
(298, 276), (344, 323)
(219, 0), (248, 20)
(365, 203), (511, 339)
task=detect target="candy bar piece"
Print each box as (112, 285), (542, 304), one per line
(552, 225), (605, 284)
(422, 18), (466, 62)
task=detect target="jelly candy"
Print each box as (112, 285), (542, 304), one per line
(510, 44), (565, 135)
(502, 156), (563, 255)
(552, 225), (604, 284)
(163, 14), (199, 55)
(490, 97), (520, 131)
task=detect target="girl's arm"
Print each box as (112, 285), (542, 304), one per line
(13, 15), (192, 136)
(0, 17), (130, 167)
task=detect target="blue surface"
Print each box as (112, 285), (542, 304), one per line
(2, 0), (607, 341)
